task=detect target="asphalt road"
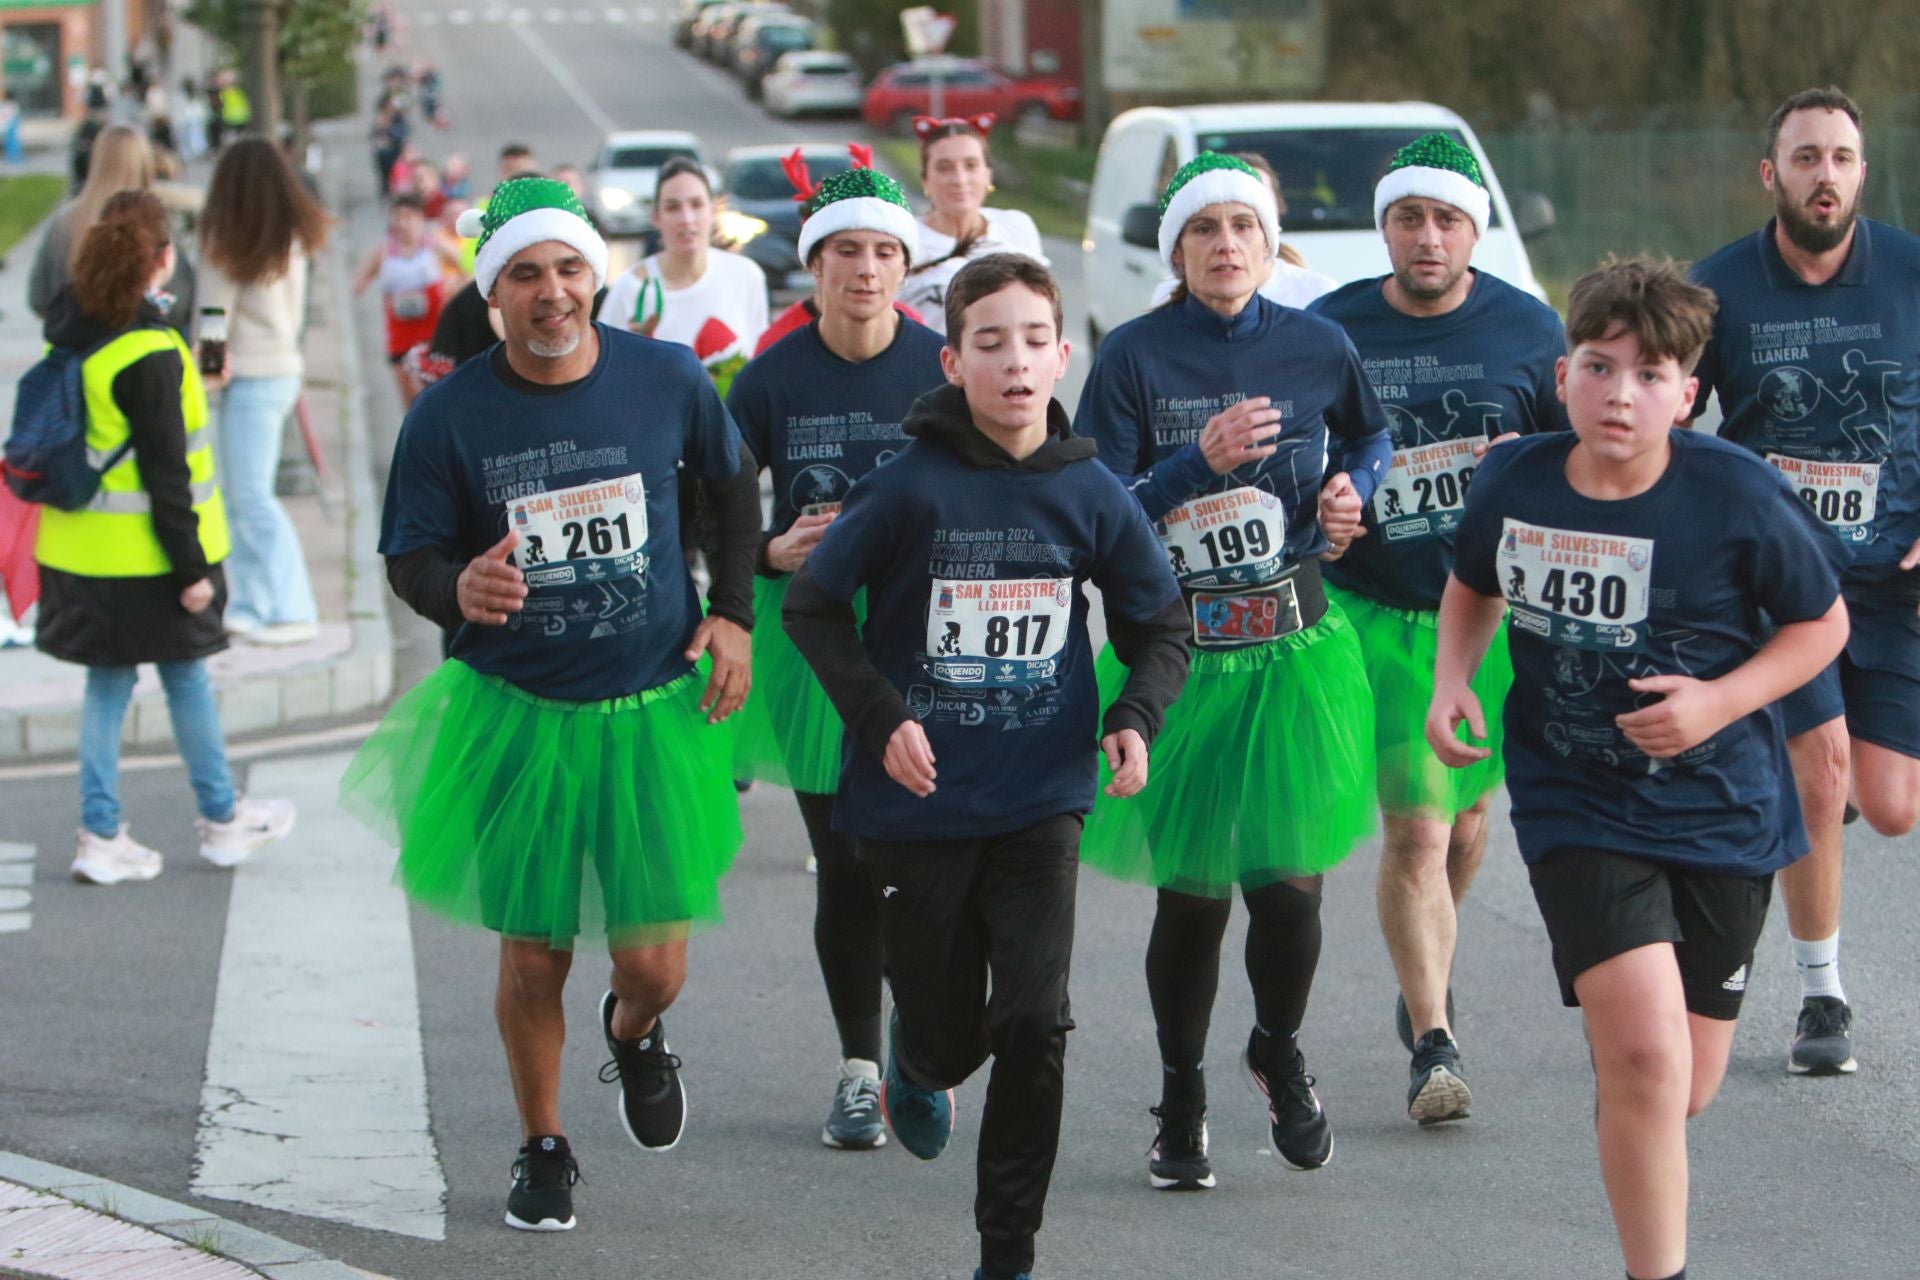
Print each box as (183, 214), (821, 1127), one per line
(1, 6), (1917, 1278)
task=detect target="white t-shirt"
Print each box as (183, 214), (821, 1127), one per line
(898, 206), (1048, 335)
(1147, 259), (1340, 311)
(600, 249), (769, 363)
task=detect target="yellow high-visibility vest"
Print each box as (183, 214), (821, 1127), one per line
(36, 326), (230, 578)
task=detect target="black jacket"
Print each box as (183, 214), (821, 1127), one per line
(34, 289), (228, 668)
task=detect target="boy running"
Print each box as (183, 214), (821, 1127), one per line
(1430, 257), (1847, 1280)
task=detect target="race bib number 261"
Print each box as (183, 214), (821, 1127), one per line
(1496, 518), (1651, 651)
(509, 472), (649, 589)
(926, 577), (1071, 688)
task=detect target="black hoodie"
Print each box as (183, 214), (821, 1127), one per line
(783, 383), (1191, 841)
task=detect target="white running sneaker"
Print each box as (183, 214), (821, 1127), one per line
(196, 796), (297, 868)
(72, 827), (164, 885)
(243, 622), (321, 647)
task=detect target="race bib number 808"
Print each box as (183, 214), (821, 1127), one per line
(1496, 518), (1651, 651)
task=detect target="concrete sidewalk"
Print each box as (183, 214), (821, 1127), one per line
(0, 158), (393, 761)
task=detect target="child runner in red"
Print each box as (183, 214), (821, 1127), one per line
(1431, 257), (1848, 1280)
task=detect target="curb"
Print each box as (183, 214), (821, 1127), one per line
(0, 1151), (376, 1280)
(0, 150), (393, 763)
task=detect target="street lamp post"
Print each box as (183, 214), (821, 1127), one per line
(241, 0), (281, 139)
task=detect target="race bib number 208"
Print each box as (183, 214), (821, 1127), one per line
(1496, 518), (1651, 651)
(926, 577), (1072, 688)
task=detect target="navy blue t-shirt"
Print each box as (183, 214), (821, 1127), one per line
(727, 317), (946, 541)
(1692, 218), (1920, 575)
(381, 325), (744, 700)
(1452, 430), (1839, 875)
(1312, 270), (1568, 610)
(802, 433), (1181, 841)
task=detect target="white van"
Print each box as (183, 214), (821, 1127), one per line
(1083, 102), (1554, 345)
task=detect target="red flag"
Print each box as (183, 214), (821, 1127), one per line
(0, 481), (40, 621)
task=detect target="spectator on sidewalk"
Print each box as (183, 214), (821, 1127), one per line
(198, 137), (332, 647)
(34, 191), (296, 886)
(355, 192), (462, 409)
(31, 125), (200, 332)
(176, 78), (210, 160)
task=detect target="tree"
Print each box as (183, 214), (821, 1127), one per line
(184, 0), (366, 142)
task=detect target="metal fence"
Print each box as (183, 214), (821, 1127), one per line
(1480, 120), (1920, 299)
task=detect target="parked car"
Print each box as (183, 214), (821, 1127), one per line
(721, 142), (857, 301)
(732, 15), (814, 97)
(589, 129), (716, 237)
(701, 3), (785, 63)
(860, 57), (1081, 136)
(687, 2), (741, 59)
(761, 51), (863, 119)
(672, 0), (726, 49)
(1082, 101), (1556, 347)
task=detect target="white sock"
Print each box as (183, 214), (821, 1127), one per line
(1791, 931), (1846, 1003)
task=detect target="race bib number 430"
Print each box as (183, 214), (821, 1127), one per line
(927, 577), (1071, 688)
(1372, 438), (1477, 543)
(1497, 518), (1651, 651)
(509, 472), (649, 589)
(1766, 453), (1878, 543)
(1156, 486), (1287, 588)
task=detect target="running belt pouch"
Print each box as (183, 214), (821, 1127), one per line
(3, 338), (130, 510)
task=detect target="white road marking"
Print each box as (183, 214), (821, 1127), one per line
(508, 8), (531, 23)
(0, 913), (30, 934)
(511, 15), (619, 134)
(0, 889), (27, 911)
(447, 8), (472, 22)
(0, 721), (382, 783)
(0, 841), (32, 861)
(604, 5), (626, 18)
(0, 843), (30, 934)
(635, 5), (658, 20)
(191, 752), (445, 1240)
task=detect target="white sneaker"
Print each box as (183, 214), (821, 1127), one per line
(72, 827), (164, 885)
(223, 615), (260, 639)
(243, 622), (321, 647)
(196, 796), (297, 867)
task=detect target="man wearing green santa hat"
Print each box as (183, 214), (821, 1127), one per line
(341, 175), (764, 1234)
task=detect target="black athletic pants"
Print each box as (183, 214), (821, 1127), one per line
(858, 814), (1081, 1280)
(795, 790), (883, 1063)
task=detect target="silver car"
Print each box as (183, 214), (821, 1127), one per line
(761, 51), (863, 119)
(588, 130), (716, 237)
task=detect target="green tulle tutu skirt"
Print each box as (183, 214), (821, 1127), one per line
(339, 660), (741, 949)
(1081, 604), (1377, 898)
(1330, 585), (1511, 821)
(730, 575), (862, 794)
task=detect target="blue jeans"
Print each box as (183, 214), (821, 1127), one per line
(81, 662), (236, 837)
(217, 375), (316, 628)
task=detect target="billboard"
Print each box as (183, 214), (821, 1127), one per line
(1103, 0), (1325, 95)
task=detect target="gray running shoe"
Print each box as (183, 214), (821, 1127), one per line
(1788, 996), (1857, 1076)
(1407, 1029), (1473, 1125)
(822, 1058), (887, 1149)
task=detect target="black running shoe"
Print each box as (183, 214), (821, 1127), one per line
(1394, 988), (1456, 1054)
(599, 990), (687, 1150)
(1407, 1029), (1473, 1125)
(1147, 1103), (1215, 1190)
(505, 1134), (579, 1232)
(1245, 1031), (1332, 1171)
(1788, 995), (1858, 1076)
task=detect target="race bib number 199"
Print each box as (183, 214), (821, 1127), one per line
(1156, 486), (1287, 588)
(509, 472), (649, 589)
(1496, 518), (1651, 651)
(927, 577), (1072, 688)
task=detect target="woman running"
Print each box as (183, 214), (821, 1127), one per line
(896, 114), (1046, 335)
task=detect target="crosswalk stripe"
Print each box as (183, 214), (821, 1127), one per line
(508, 8), (530, 23)
(0, 841), (32, 861)
(605, 6), (626, 19)
(447, 8), (472, 23)
(0, 864), (29, 886)
(0, 912), (29, 934)
(0, 844), (29, 935)
(191, 752), (445, 1240)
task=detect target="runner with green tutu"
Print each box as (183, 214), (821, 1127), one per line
(1309, 132), (1570, 1125)
(724, 146), (945, 1152)
(1076, 152), (1394, 1191)
(338, 178), (763, 1235)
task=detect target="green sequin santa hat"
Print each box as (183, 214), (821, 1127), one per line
(1373, 132), (1490, 237)
(1157, 151), (1279, 272)
(455, 175), (608, 297)
(786, 144), (919, 266)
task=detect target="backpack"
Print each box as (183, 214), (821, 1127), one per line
(2, 336), (128, 511)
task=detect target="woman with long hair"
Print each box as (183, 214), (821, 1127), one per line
(198, 136), (332, 646)
(29, 125), (198, 329)
(35, 190), (294, 885)
(896, 115), (1046, 335)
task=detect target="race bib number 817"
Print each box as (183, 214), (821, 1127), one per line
(926, 577), (1072, 688)
(1496, 518), (1651, 651)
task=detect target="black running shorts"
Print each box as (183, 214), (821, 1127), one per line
(1528, 848), (1773, 1021)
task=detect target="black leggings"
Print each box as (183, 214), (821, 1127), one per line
(795, 791), (883, 1063)
(1145, 877), (1324, 1077)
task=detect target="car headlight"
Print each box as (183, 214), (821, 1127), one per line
(599, 186), (636, 213)
(715, 209), (769, 248)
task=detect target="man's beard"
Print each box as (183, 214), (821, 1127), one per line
(1776, 183), (1858, 255)
(1396, 259), (1467, 302)
(526, 326), (581, 358)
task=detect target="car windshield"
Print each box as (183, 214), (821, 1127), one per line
(728, 155), (852, 202)
(1195, 127), (1502, 232)
(605, 146), (698, 170)
(761, 25), (810, 47)
(802, 60), (850, 76)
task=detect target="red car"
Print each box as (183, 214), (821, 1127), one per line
(861, 57), (1081, 135)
